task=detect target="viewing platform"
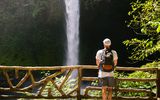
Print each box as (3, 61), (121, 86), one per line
(0, 65), (159, 100)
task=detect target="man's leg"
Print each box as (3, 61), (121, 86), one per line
(107, 87), (113, 100)
(102, 86), (107, 100)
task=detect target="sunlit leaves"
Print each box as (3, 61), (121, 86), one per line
(141, 61), (160, 68)
(116, 70), (156, 97)
(157, 25), (160, 33)
(124, 0), (160, 62)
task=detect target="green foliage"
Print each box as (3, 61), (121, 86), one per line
(42, 76), (78, 96)
(123, 0), (160, 62)
(0, 0), (65, 65)
(123, 1), (160, 94)
(118, 71), (155, 89)
(141, 61), (160, 68)
(89, 70), (157, 97)
(117, 71), (156, 97)
(123, 38), (160, 61)
(87, 80), (101, 97)
(88, 89), (101, 97)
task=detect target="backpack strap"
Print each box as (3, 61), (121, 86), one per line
(98, 49), (105, 70)
(100, 49), (105, 62)
(101, 48), (113, 62)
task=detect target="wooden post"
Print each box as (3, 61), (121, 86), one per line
(157, 68), (160, 98)
(3, 70), (13, 89)
(77, 67), (82, 100)
(15, 69), (19, 79)
(48, 88), (52, 97)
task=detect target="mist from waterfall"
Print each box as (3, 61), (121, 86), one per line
(64, 0), (80, 65)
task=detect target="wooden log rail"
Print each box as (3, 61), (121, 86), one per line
(0, 65), (159, 100)
(81, 65), (159, 100)
(0, 65), (82, 99)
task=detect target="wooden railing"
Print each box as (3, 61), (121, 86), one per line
(0, 65), (159, 100)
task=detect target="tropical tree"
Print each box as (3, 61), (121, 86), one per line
(123, 0), (160, 67)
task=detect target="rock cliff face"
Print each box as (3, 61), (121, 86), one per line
(80, 0), (132, 66)
(0, 0), (65, 66)
(0, 0), (132, 66)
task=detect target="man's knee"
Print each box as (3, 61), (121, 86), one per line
(102, 86), (107, 89)
(107, 87), (112, 91)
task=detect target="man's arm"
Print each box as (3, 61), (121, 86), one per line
(96, 59), (102, 69)
(114, 59), (118, 66)
(95, 50), (101, 68)
(112, 50), (118, 66)
(96, 59), (100, 66)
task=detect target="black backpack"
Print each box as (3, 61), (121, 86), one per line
(101, 49), (114, 72)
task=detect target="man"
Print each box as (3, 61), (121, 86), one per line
(95, 38), (118, 100)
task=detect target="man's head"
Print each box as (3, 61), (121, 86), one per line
(103, 38), (111, 48)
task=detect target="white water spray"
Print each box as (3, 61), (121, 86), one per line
(64, 0), (80, 65)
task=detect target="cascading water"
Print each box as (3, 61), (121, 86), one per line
(64, 0), (80, 65)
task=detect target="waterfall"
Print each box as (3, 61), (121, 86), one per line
(64, 0), (80, 65)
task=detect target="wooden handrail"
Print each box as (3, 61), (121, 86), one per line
(0, 65), (158, 71)
(0, 65), (81, 70)
(0, 65), (159, 99)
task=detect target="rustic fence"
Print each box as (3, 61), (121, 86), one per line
(0, 65), (159, 100)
